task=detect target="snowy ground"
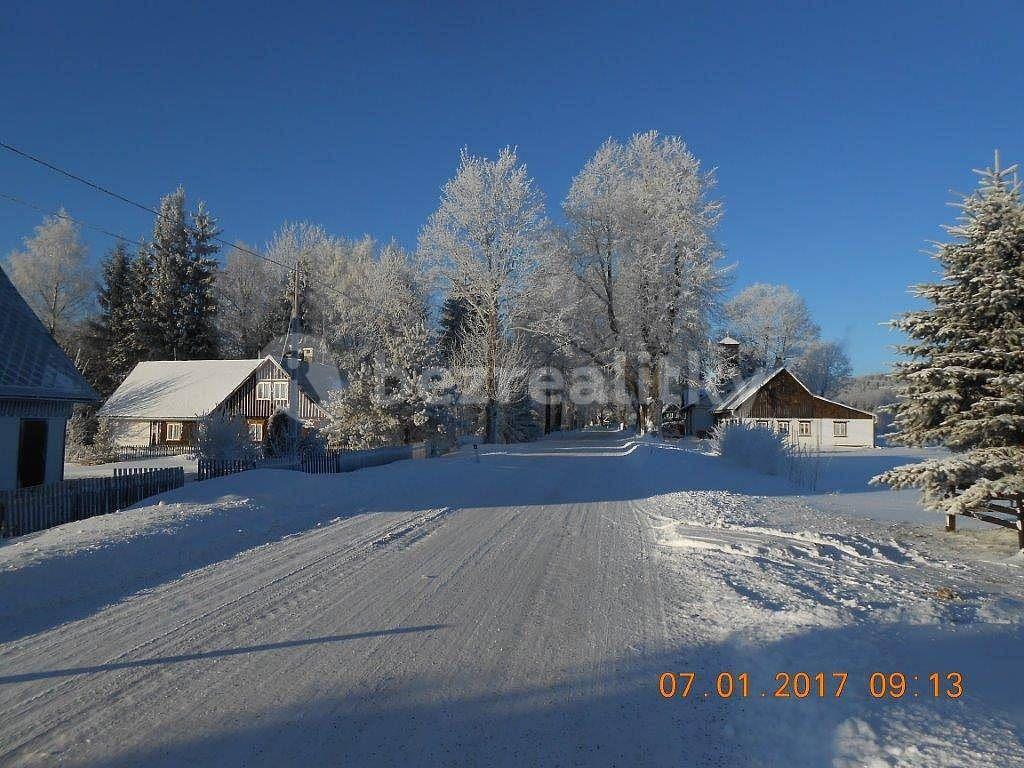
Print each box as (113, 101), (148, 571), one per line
(2, 433), (1022, 766)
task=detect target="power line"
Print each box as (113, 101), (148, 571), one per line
(0, 140), (296, 273)
(0, 191), (147, 250)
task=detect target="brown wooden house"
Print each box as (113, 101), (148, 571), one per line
(706, 366), (875, 448)
(98, 354), (342, 447)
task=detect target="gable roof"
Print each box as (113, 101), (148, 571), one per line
(268, 355), (343, 406)
(99, 359), (265, 419)
(0, 266), (98, 403)
(713, 366), (786, 414)
(712, 366), (874, 418)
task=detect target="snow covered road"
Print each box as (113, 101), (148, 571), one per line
(1, 433), (1022, 766)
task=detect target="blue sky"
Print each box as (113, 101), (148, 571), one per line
(2, 1), (1022, 374)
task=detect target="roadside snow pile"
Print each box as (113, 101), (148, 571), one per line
(0, 470), (381, 643)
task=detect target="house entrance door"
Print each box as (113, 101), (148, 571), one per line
(18, 419), (48, 488)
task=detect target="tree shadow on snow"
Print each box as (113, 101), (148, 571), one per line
(35, 619), (1024, 768)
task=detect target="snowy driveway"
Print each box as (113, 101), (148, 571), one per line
(1, 433), (1022, 767)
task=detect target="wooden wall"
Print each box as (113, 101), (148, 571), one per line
(729, 370), (872, 420)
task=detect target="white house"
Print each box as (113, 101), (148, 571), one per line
(0, 267), (98, 489)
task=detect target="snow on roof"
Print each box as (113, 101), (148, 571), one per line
(712, 366), (876, 418)
(99, 359), (265, 419)
(718, 335), (740, 345)
(713, 366), (784, 414)
(0, 266), (98, 403)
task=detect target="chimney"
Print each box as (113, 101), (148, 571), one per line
(718, 336), (740, 367)
(774, 354), (784, 369)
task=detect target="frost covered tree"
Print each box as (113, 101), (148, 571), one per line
(418, 146), (547, 443)
(216, 242), (287, 357)
(4, 209), (94, 348)
(542, 132), (726, 431)
(65, 405), (97, 463)
(323, 322), (451, 449)
(723, 283), (819, 374)
(874, 155), (1024, 516)
(134, 188), (219, 360)
(792, 339), (852, 396)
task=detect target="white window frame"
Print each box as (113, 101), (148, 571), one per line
(798, 420), (812, 437)
(272, 380), (289, 402)
(755, 420), (770, 430)
(255, 381), (272, 401)
(166, 422), (183, 442)
(833, 420), (848, 438)
(249, 422), (263, 442)
(777, 420), (790, 435)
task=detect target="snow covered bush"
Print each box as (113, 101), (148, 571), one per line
(713, 421), (820, 489)
(65, 405), (98, 463)
(713, 421), (791, 476)
(192, 412), (257, 462)
(873, 156), (1024, 514)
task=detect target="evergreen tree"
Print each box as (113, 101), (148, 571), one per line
(148, 187), (191, 359)
(128, 188), (220, 361)
(874, 155), (1024, 515)
(125, 244), (156, 363)
(181, 201), (220, 358)
(438, 295), (475, 366)
(85, 243), (135, 395)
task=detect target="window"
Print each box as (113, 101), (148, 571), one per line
(256, 380), (289, 401)
(833, 421), (848, 438)
(755, 420), (769, 429)
(249, 422), (263, 442)
(798, 420), (812, 437)
(166, 422), (183, 441)
(777, 421), (790, 435)
(301, 347), (314, 363)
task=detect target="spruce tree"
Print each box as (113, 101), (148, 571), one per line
(125, 244), (156, 364)
(85, 243), (135, 394)
(148, 188), (190, 359)
(181, 200), (220, 358)
(438, 295), (475, 365)
(875, 155), (1024, 515)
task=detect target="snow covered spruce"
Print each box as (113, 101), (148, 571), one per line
(873, 155), (1024, 531)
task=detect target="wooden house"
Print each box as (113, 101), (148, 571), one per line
(681, 337), (875, 448)
(709, 366), (875, 449)
(0, 266), (98, 488)
(98, 353), (342, 447)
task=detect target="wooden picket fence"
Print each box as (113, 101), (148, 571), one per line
(196, 458), (257, 482)
(116, 444), (193, 461)
(197, 443), (438, 483)
(0, 466), (185, 538)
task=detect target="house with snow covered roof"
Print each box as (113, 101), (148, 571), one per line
(0, 266), (98, 489)
(99, 352), (342, 448)
(682, 337), (875, 448)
